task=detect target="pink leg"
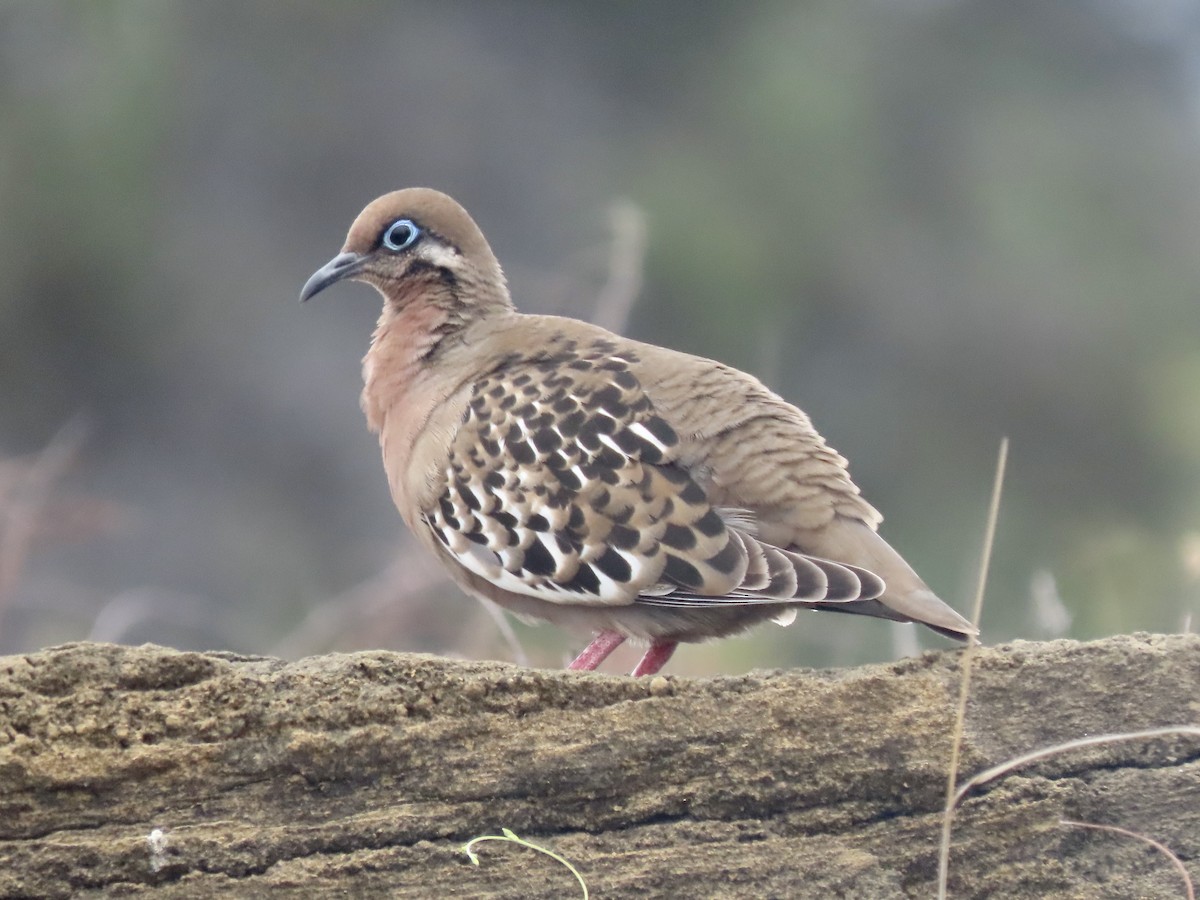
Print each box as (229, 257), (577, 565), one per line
(631, 641), (678, 677)
(568, 631), (626, 671)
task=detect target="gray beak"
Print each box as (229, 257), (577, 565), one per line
(300, 252), (366, 302)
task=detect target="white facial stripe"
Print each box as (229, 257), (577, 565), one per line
(417, 241), (462, 269)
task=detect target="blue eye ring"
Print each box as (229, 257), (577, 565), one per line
(381, 218), (421, 251)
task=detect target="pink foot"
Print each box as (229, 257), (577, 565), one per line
(568, 631), (626, 671)
(631, 641), (678, 677)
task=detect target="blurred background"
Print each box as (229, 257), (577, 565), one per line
(2, 0), (1198, 674)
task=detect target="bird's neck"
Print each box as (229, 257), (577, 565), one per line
(360, 279), (515, 526)
(361, 289), (453, 429)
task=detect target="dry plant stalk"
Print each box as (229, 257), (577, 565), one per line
(0, 420), (89, 636)
(937, 436), (1007, 900)
(591, 200), (647, 335)
(939, 722), (1200, 896)
(1060, 819), (1195, 900)
(935, 437), (1200, 897)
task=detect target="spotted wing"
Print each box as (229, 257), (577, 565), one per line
(423, 338), (882, 608)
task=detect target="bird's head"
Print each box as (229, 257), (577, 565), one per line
(300, 188), (510, 313)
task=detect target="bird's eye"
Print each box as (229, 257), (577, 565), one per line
(381, 218), (421, 251)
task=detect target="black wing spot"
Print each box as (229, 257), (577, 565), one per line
(608, 523), (639, 550)
(594, 448), (625, 473)
(531, 428), (562, 454)
(555, 468), (583, 491)
(705, 537), (743, 578)
(644, 416), (677, 447)
(522, 538), (557, 576)
(578, 419), (602, 449)
(559, 410), (586, 437)
(438, 498), (460, 530)
(608, 504), (634, 525)
(612, 429), (644, 455)
(658, 465), (691, 486)
(638, 443), (664, 465)
(614, 369), (638, 390)
(664, 554), (703, 590)
(591, 385), (623, 409)
(566, 563), (601, 594)
(662, 522), (697, 551)
(595, 547), (632, 583)
(694, 509), (725, 538)
(510, 441), (536, 466)
(679, 480), (707, 506)
(457, 481), (482, 511)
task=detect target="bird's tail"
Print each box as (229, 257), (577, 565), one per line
(799, 519), (978, 641)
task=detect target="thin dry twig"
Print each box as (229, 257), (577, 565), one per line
(476, 599), (530, 667)
(591, 199), (647, 334)
(277, 548), (532, 665)
(938, 726), (1200, 897)
(271, 553), (445, 658)
(950, 726), (1200, 811)
(0, 419), (90, 635)
(1060, 818), (1195, 900)
(937, 436), (1007, 900)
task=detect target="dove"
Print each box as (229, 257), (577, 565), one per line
(301, 188), (975, 675)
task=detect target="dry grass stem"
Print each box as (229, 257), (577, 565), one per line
(937, 436), (1007, 900)
(1060, 819), (1195, 900)
(938, 725), (1200, 897)
(477, 599), (530, 667)
(271, 553), (446, 658)
(950, 725), (1200, 810)
(0, 419), (89, 636)
(591, 199), (647, 334)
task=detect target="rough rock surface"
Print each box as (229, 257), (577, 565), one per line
(0, 634), (1197, 898)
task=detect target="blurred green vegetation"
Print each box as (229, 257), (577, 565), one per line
(1, 1), (1198, 673)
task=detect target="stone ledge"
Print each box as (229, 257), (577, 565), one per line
(0, 634), (1197, 897)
